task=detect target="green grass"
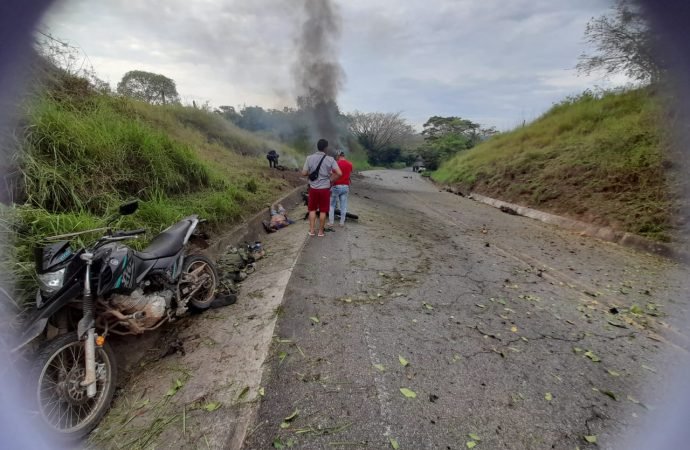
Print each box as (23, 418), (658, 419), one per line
(434, 87), (671, 241)
(11, 86), (304, 298)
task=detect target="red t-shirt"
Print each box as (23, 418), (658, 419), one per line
(333, 159), (353, 186)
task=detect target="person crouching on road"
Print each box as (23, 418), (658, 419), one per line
(328, 150), (353, 227)
(302, 138), (342, 237)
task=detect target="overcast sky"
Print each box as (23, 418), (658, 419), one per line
(43, 0), (625, 130)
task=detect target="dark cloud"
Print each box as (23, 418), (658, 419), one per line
(44, 0), (621, 128)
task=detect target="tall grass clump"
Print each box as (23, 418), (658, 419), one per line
(21, 95), (215, 214)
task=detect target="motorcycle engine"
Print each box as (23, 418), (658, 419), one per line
(110, 288), (173, 328)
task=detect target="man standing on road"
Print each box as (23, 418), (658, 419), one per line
(328, 151), (353, 227)
(302, 139), (342, 237)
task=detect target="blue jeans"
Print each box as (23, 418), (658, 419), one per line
(329, 185), (349, 225)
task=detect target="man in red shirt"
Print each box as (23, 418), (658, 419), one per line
(328, 151), (354, 226)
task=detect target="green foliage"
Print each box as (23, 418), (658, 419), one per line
(418, 133), (472, 170)
(434, 87), (671, 241)
(418, 116), (497, 170)
(117, 70), (180, 105)
(12, 87), (300, 296)
(22, 96), (213, 214)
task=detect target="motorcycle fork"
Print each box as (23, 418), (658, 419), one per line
(78, 252), (98, 398)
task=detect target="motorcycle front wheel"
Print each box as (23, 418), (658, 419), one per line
(29, 332), (117, 440)
(181, 254), (219, 311)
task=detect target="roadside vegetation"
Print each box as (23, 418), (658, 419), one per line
(9, 68), (303, 299)
(434, 87), (672, 241)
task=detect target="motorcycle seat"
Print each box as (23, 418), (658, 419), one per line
(134, 218), (195, 260)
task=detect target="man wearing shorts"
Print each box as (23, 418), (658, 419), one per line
(302, 139), (342, 237)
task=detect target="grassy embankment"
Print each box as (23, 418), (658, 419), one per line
(434, 88), (673, 241)
(10, 78), (305, 297)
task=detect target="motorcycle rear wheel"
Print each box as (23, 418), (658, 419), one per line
(181, 254), (219, 311)
(29, 332), (117, 440)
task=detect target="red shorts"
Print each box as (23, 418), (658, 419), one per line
(308, 187), (330, 212)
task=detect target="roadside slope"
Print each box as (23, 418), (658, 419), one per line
(10, 72), (304, 297)
(433, 88), (673, 242)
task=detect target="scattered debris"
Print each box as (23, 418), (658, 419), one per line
(400, 388), (417, 398)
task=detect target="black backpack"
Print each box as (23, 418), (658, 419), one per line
(308, 154), (327, 182)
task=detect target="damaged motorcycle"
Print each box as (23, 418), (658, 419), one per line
(13, 200), (218, 439)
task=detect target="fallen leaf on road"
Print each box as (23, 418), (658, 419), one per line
(607, 320), (627, 329)
(468, 433), (481, 441)
(607, 369), (620, 377)
(601, 390), (618, 401)
(399, 356), (409, 367)
(374, 364), (385, 372)
(390, 438), (400, 449)
(204, 401), (221, 412)
(642, 364), (657, 373)
(584, 350), (601, 362)
(284, 409), (299, 421)
(423, 302), (434, 310)
(279, 351), (287, 364)
(630, 304), (644, 315)
(273, 438), (284, 449)
(165, 378), (185, 397)
(573, 347), (583, 354)
(466, 441), (477, 449)
(259, 387), (265, 396)
(510, 326), (518, 333)
(310, 316), (320, 323)
(400, 388), (417, 398)
(584, 435), (597, 444)
(627, 395), (651, 410)
(280, 422), (291, 429)
(545, 392), (553, 401)
(236, 386), (249, 401)
(475, 304), (486, 309)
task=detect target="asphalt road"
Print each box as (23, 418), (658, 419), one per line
(244, 170), (689, 450)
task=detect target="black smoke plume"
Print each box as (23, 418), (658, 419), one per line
(293, 0), (345, 150)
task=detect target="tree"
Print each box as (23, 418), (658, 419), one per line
(576, 0), (661, 83)
(417, 116), (497, 170)
(347, 111), (415, 154)
(117, 70), (180, 104)
(422, 116), (484, 144)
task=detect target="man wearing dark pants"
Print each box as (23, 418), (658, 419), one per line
(302, 139), (342, 237)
